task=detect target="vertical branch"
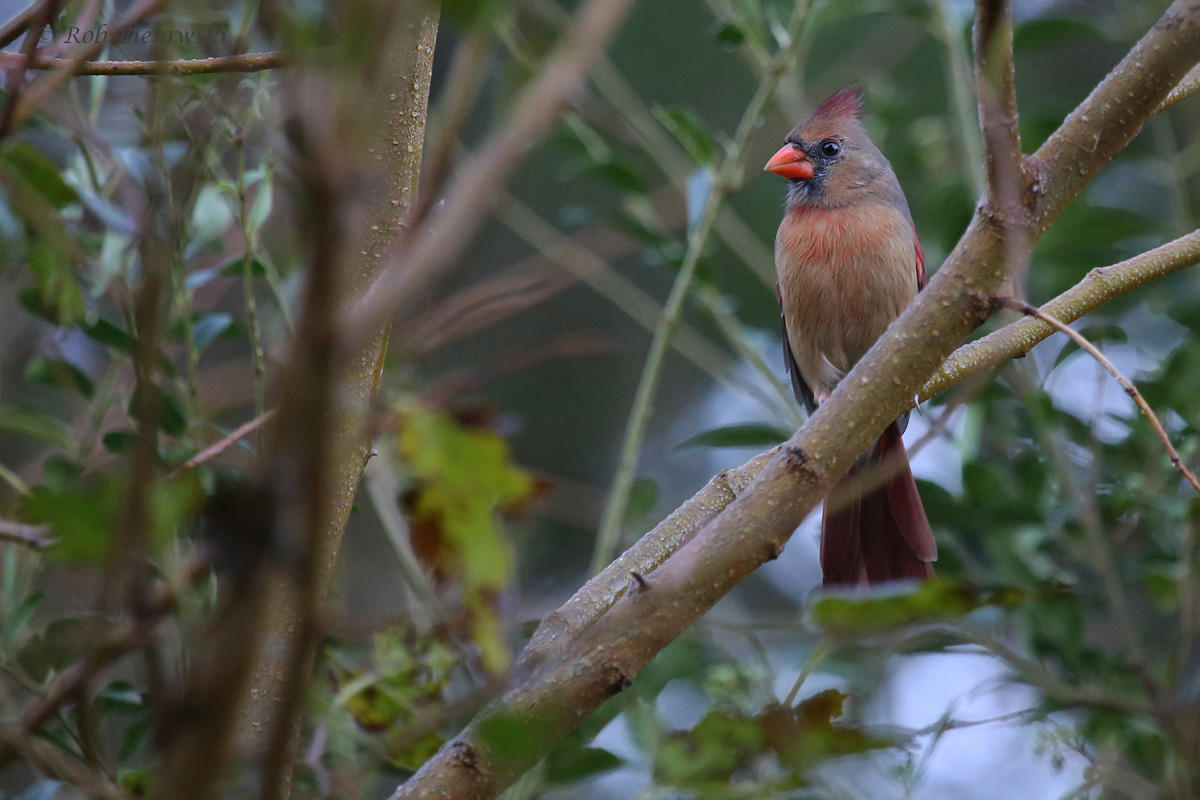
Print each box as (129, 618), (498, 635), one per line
(237, 7), (440, 797)
(235, 137), (268, 451)
(973, 0), (1024, 204)
(973, 0), (1028, 300)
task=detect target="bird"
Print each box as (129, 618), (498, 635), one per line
(763, 86), (936, 585)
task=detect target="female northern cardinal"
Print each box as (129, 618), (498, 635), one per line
(764, 86), (936, 585)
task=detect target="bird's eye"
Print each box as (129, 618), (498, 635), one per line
(819, 139), (841, 157)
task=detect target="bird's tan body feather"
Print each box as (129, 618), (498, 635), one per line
(775, 201), (918, 399)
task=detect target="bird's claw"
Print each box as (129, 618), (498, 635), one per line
(913, 394), (924, 416)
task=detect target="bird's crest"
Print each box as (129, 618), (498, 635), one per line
(808, 85), (865, 123)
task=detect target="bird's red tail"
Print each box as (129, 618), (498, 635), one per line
(819, 422), (936, 585)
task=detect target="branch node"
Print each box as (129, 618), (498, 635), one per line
(629, 571), (649, 594)
(603, 665), (632, 696)
(451, 741), (480, 772)
(764, 540), (785, 562)
(784, 446), (809, 470)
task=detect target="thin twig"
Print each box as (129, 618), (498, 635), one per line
(0, 0), (58, 137)
(0, 518), (54, 548)
(996, 296), (1200, 497)
(0, 50), (286, 76)
(170, 409), (278, 475)
(417, 334), (617, 407)
(908, 706), (1039, 739)
(782, 643), (831, 707)
(1160, 64), (1200, 112)
(0, 725), (120, 799)
(922, 229), (1200, 401)
(0, 3), (42, 50)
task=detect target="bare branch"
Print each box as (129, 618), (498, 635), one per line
(973, 0), (1026, 205)
(0, 725), (120, 799)
(1160, 63), (1200, 112)
(237, 9), (441, 798)
(995, 296), (1200, 497)
(0, 50), (286, 76)
(0, 518), (53, 548)
(170, 410), (277, 476)
(0, 3), (43, 50)
(921, 229), (1200, 400)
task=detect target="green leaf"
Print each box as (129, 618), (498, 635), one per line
(0, 404), (73, 450)
(102, 430), (138, 454)
(20, 472), (199, 564)
(21, 478), (122, 564)
(477, 712), (558, 767)
(24, 238), (86, 327)
(440, 0), (506, 27)
(186, 183), (235, 259)
(185, 254), (267, 290)
(24, 355), (94, 398)
(0, 142), (78, 208)
(96, 680), (145, 712)
(763, 695), (899, 776)
(656, 708), (762, 790)
(248, 179), (273, 234)
(119, 717), (153, 762)
(677, 422), (792, 450)
(654, 107), (717, 167)
(398, 408), (536, 673)
(544, 744), (623, 784)
(577, 162), (649, 195)
(4, 590), (46, 646)
(129, 384), (187, 437)
(711, 21), (746, 46)
(807, 578), (1026, 636)
(18, 613), (116, 678)
(627, 476), (659, 522)
(193, 312), (235, 350)
(84, 318), (137, 354)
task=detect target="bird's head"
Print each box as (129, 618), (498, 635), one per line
(764, 86), (899, 210)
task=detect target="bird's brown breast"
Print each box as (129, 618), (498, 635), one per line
(776, 201), (918, 395)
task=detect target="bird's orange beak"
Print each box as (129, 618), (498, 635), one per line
(764, 144), (814, 180)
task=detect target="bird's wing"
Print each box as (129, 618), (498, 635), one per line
(777, 283), (816, 415)
(912, 222), (927, 291)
